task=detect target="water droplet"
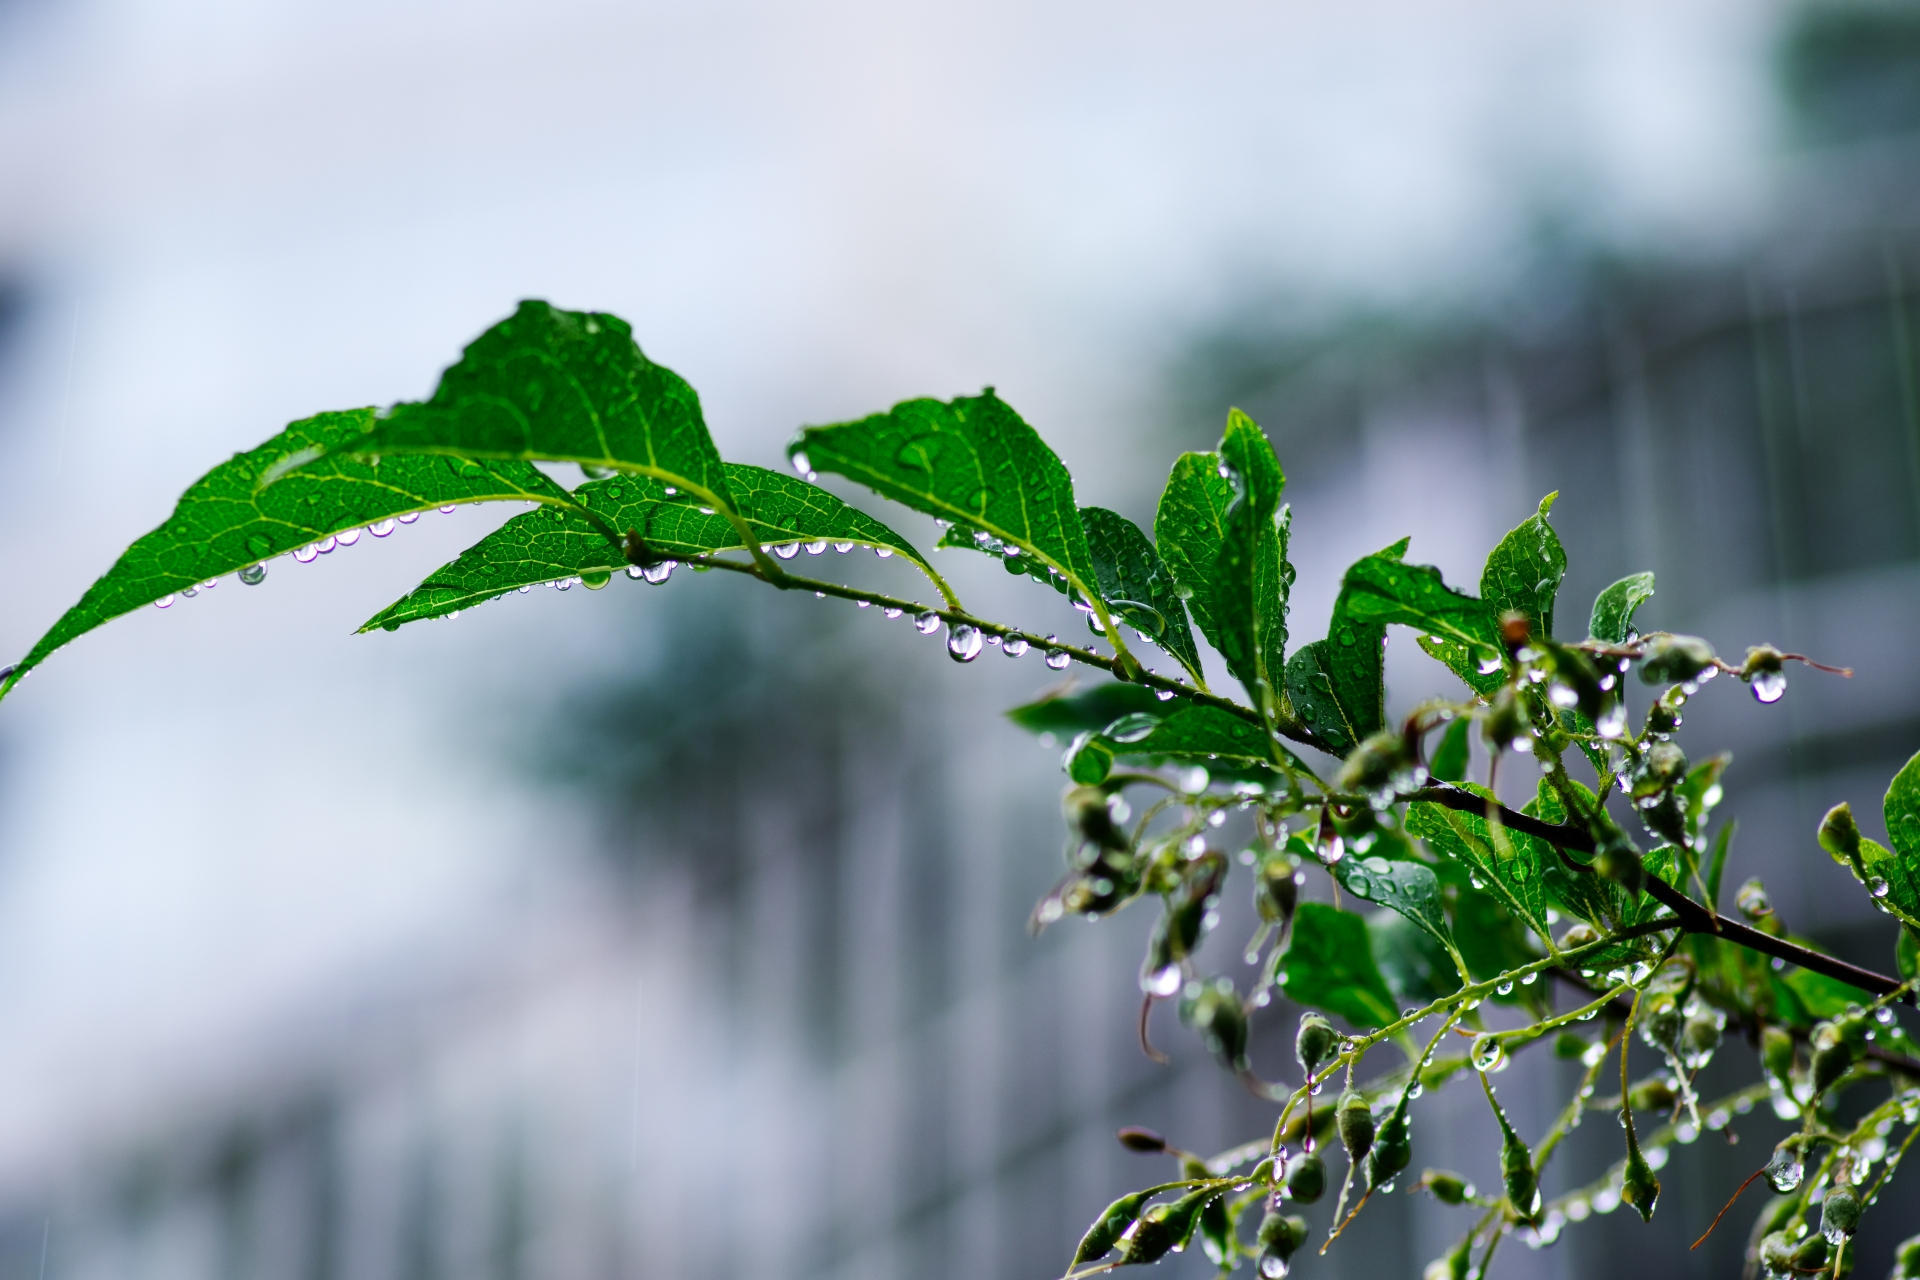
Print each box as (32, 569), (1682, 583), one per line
(791, 449), (811, 476)
(834, 541), (854, 553)
(1870, 876), (1891, 899)
(315, 535), (338, 555)
(238, 563), (267, 586)
(874, 547), (894, 558)
(1259, 1255), (1288, 1278)
(770, 542), (800, 560)
(336, 527), (362, 547)
(519, 584), (532, 593)
(804, 540), (827, 555)
(883, 607), (903, 619)
(370, 518), (397, 537)
(1003, 636), (1029, 658)
(914, 611), (943, 635)
(1497, 980), (1514, 995)
(1108, 714), (1158, 744)
(439, 505), (456, 515)
(581, 570), (611, 590)
(154, 594), (175, 608)
(1548, 683), (1579, 709)
(1471, 1034), (1507, 1072)
(1143, 965), (1183, 997)
(294, 544), (320, 563)
(1597, 704), (1628, 738)
(857, 600), (871, 608)
(1752, 669), (1787, 703)
(1046, 648), (1070, 669)
(642, 560), (675, 584)
(947, 624), (984, 662)
(1477, 656), (1503, 675)
(555, 578), (574, 591)
(180, 586), (198, 598)
(398, 512), (421, 524)
(1155, 689), (1175, 701)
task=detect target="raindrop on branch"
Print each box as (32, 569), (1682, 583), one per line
(947, 624), (984, 662)
(914, 611), (943, 635)
(1752, 669), (1787, 703)
(1046, 648), (1070, 670)
(1003, 636), (1029, 658)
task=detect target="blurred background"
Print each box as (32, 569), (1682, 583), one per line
(2, 0), (1920, 1276)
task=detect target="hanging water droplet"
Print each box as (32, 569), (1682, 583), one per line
(804, 540), (827, 555)
(642, 560), (674, 584)
(1497, 980), (1514, 996)
(180, 586), (198, 598)
(1155, 689), (1175, 700)
(772, 542), (801, 560)
(439, 505), (456, 515)
(555, 578), (574, 591)
(238, 563), (267, 586)
(154, 594), (175, 608)
(294, 544), (320, 563)
(1869, 876), (1890, 899)
(398, 512), (421, 524)
(519, 584), (532, 593)
(663, 486), (677, 496)
(914, 611), (942, 634)
(1143, 964), (1183, 997)
(1548, 682), (1579, 709)
(1471, 1035), (1507, 1072)
(947, 624), (984, 662)
(1596, 703), (1628, 739)
(1752, 669), (1787, 703)
(833, 541), (853, 553)
(581, 570), (611, 590)
(370, 518), (397, 537)
(857, 600), (871, 608)
(1046, 648), (1070, 670)
(1259, 1255), (1287, 1279)
(1003, 636), (1029, 658)
(874, 547), (894, 558)
(791, 449), (811, 476)
(336, 527), (362, 546)
(883, 607), (903, 619)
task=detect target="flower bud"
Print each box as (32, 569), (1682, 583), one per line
(1115, 1126), (1166, 1153)
(1630, 741), (1688, 800)
(1178, 977), (1249, 1070)
(1416, 1168), (1472, 1204)
(1761, 1024), (1795, 1086)
(1063, 785), (1126, 850)
(1621, 1135), (1660, 1222)
(1811, 1021), (1856, 1095)
(1256, 854), (1301, 926)
(1736, 877), (1773, 920)
(1366, 1110), (1411, 1190)
(1639, 994), (1683, 1054)
(1501, 1130), (1540, 1224)
(1759, 1231), (1797, 1278)
(1254, 1211), (1309, 1278)
(1893, 1233), (1920, 1280)
(1639, 633), (1716, 685)
(1821, 1183), (1861, 1242)
(1115, 1187), (1216, 1266)
(1790, 1232), (1830, 1273)
(1628, 1075), (1678, 1113)
(1295, 1013), (1338, 1075)
(1682, 1009), (1723, 1063)
(1070, 1188), (1153, 1265)
(1645, 697), (1681, 736)
(1337, 1089), (1375, 1162)
(1483, 685), (1530, 751)
(1284, 1149), (1325, 1203)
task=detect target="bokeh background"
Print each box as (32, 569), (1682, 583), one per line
(3, 0), (1920, 1277)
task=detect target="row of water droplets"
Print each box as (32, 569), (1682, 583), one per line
(154, 508), (447, 608)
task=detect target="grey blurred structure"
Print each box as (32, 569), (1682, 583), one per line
(3, 1), (1920, 1279)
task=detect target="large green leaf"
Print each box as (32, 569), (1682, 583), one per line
(1005, 682), (1166, 738)
(1480, 492), (1566, 640)
(1154, 451), (1236, 650)
(1342, 543), (1503, 673)
(1, 409), (574, 697)
(790, 390), (1105, 622)
(315, 302), (735, 509)
(1276, 903), (1398, 1030)
(1405, 784), (1549, 937)
(1078, 506), (1205, 685)
(1588, 572), (1655, 644)
(1208, 411), (1291, 709)
(1335, 854), (1457, 957)
(1282, 540), (1428, 755)
(1884, 749), (1920, 897)
(361, 464), (949, 631)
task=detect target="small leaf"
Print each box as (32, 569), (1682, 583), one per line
(1882, 750), (1920, 917)
(330, 301), (737, 514)
(1154, 451), (1236, 650)
(1898, 926), (1919, 983)
(1208, 411), (1291, 710)
(1275, 903), (1398, 1030)
(2, 409), (573, 696)
(1336, 854), (1456, 954)
(1368, 910), (1463, 1006)
(1406, 785), (1548, 936)
(1078, 506), (1206, 685)
(1480, 492), (1566, 639)
(1429, 717), (1471, 783)
(1341, 543), (1503, 672)
(792, 390), (1105, 622)
(1006, 682), (1166, 737)
(360, 465), (946, 631)
(1589, 572), (1655, 644)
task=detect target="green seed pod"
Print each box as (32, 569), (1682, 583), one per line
(1416, 1168), (1471, 1204)
(1335, 730), (1414, 795)
(1256, 854), (1301, 926)
(1178, 977), (1250, 1070)
(1620, 1135), (1660, 1222)
(1284, 1148), (1325, 1203)
(1115, 1126), (1165, 1153)
(1337, 1089), (1375, 1163)
(1115, 1187), (1216, 1266)
(1196, 1188), (1234, 1268)
(1682, 1009), (1723, 1063)
(1893, 1233), (1920, 1280)
(1761, 1024), (1796, 1087)
(1070, 1188), (1153, 1266)
(1366, 1110), (1411, 1190)
(1063, 785), (1126, 851)
(1758, 1231), (1797, 1278)
(1811, 1022), (1856, 1095)
(1789, 1232), (1829, 1273)
(1639, 994), (1683, 1054)
(1819, 801), (1863, 865)
(1821, 1183), (1861, 1239)
(1254, 1212), (1309, 1278)
(1639, 633), (1716, 685)
(1628, 1075), (1677, 1113)
(1501, 1131), (1540, 1224)
(1645, 697), (1681, 736)
(1482, 685), (1530, 750)
(1422, 1237), (1472, 1280)
(1295, 1013), (1338, 1076)
(1736, 877), (1774, 920)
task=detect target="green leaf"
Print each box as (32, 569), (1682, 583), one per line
(1882, 749), (1920, 919)
(1335, 854), (1456, 955)
(1368, 910), (1462, 1006)
(1, 409), (574, 697)
(792, 390), (1106, 625)
(323, 301), (737, 515)
(1276, 903), (1398, 1030)
(1078, 506), (1206, 685)
(1096, 703), (1274, 767)
(1341, 543), (1503, 673)
(1429, 717), (1471, 783)
(1283, 541), (1438, 755)
(1589, 572), (1655, 644)
(1154, 451), (1235, 647)
(1006, 682), (1166, 738)
(1899, 926), (1919, 983)
(1208, 411), (1291, 709)
(1480, 493), (1566, 639)
(359, 464), (949, 631)
(1406, 785), (1549, 937)
(1443, 873), (1547, 1005)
